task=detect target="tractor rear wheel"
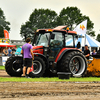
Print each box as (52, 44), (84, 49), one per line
(59, 51), (87, 77)
(5, 56), (23, 77)
(29, 57), (46, 78)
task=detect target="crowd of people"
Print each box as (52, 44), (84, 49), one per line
(2, 43), (100, 59)
(2, 46), (21, 57)
(77, 42), (100, 59)
(82, 45), (100, 60)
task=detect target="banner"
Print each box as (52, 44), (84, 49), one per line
(73, 20), (87, 35)
(4, 30), (9, 39)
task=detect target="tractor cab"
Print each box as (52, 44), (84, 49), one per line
(33, 27), (78, 62)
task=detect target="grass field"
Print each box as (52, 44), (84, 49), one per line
(0, 66), (100, 82)
(0, 66), (5, 70)
(0, 77), (100, 82)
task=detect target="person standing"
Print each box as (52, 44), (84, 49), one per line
(15, 46), (22, 56)
(84, 45), (90, 59)
(3, 46), (8, 56)
(12, 46), (16, 56)
(21, 38), (34, 78)
(8, 47), (12, 56)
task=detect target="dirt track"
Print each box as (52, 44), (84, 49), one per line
(0, 70), (100, 100)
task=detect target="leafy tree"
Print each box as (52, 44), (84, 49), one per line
(0, 8), (10, 37)
(20, 7), (95, 40)
(29, 8), (57, 29)
(96, 34), (100, 42)
(0, 26), (3, 37)
(20, 22), (34, 41)
(58, 7), (95, 36)
(87, 31), (95, 37)
(20, 8), (57, 40)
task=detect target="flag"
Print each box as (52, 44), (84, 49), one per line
(73, 20), (87, 35)
(4, 30), (9, 39)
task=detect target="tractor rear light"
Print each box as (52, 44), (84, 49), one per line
(66, 27), (69, 31)
(47, 29), (52, 32)
(36, 29), (39, 32)
(66, 27), (69, 33)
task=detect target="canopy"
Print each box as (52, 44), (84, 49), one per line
(66, 34), (100, 47)
(0, 43), (16, 47)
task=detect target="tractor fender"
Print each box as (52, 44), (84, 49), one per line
(55, 48), (81, 63)
(34, 53), (49, 68)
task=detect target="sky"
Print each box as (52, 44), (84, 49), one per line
(0, 0), (100, 40)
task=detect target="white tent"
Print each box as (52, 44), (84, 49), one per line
(66, 34), (100, 51)
(75, 34), (100, 47)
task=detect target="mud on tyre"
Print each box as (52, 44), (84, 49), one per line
(58, 51), (87, 77)
(5, 56), (23, 77)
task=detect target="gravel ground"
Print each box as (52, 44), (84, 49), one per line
(0, 70), (100, 100)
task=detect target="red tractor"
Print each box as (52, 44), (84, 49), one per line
(5, 26), (87, 77)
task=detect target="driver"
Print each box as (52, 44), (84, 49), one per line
(50, 40), (62, 48)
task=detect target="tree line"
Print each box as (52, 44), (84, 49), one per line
(0, 7), (100, 42)
(20, 7), (95, 41)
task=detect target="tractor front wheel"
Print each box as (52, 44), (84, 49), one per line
(29, 57), (46, 78)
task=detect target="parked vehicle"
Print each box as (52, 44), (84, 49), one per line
(5, 26), (87, 77)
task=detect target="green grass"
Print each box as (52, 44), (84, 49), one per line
(0, 77), (100, 82)
(0, 66), (5, 70)
(0, 66), (100, 82)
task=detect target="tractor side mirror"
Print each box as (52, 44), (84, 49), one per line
(51, 34), (55, 39)
(77, 42), (81, 49)
(75, 35), (78, 39)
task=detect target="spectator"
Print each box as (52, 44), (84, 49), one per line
(12, 46), (16, 56)
(15, 46), (22, 56)
(8, 47), (12, 56)
(3, 46), (8, 56)
(92, 49), (96, 55)
(84, 45), (90, 59)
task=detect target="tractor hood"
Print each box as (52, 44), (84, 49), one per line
(32, 46), (43, 54)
